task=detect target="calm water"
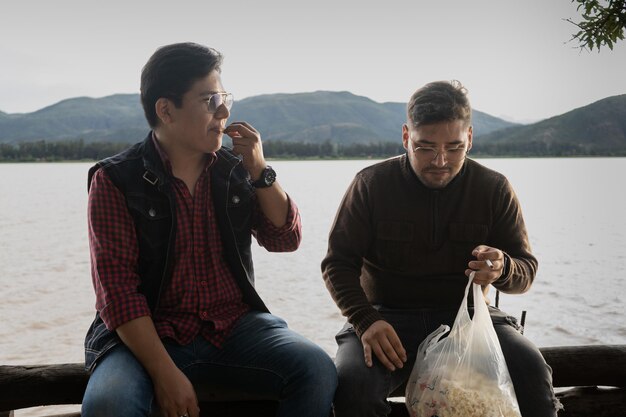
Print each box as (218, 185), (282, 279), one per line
(1, 158), (625, 415)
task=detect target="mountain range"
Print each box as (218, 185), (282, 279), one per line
(472, 94), (626, 155)
(1, 91), (625, 156)
(0, 91), (515, 144)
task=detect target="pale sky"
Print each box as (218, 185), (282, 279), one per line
(1, 0), (625, 122)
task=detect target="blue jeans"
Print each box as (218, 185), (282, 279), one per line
(82, 311), (337, 417)
(333, 306), (560, 417)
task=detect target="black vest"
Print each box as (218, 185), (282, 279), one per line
(84, 133), (268, 370)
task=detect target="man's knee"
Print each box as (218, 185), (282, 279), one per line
(82, 347), (153, 417)
(500, 333), (552, 381)
(290, 341), (338, 391)
(334, 357), (392, 416)
(82, 378), (152, 417)
(337, 359), (379, 393)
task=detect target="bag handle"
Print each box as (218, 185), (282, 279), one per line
(452, 275), (473, 321)
(450, 274), (490, 332)
(472, 277), (491, 321)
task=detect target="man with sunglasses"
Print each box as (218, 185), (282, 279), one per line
(81, 42), (336, 417)
(323, 81), (560, 416)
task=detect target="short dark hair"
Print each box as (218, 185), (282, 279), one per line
(407, 80), (471, 128)
(140, 42), (223, 128)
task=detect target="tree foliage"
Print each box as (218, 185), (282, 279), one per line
(0, 140), (131, 162)
(567, 0), (626, 51)
(2, 134), (624, 163)
(0, 139), (407, 162)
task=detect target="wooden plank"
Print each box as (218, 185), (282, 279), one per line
(11, 390), (626, 417)
(388, 387), (626, 417)
(557, 386), (626, 417)
(0, 412), (80, 417)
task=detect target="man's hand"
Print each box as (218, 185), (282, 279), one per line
(226, 120), (291, 227)
(466, 244), (504, 285)
(116, 317), (200, 417)
(153, 365), (200, 417)
(361, 320), (407, 371)
(225, 122), (266, 180)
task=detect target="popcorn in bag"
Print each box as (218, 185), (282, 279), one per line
(405, 276), (521, 417)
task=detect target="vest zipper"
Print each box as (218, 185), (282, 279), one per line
(224, 157), (251, 280)
(154, 180), (177, 312)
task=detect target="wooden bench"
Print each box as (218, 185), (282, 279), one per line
(1, 345), (625, 417)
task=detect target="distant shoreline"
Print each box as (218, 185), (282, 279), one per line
(2, 154), (626, 163)
(3, 137), (626, 162)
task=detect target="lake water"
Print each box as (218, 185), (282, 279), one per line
(1, 158), (625, 416)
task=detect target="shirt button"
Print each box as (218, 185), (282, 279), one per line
(200, 311), (208, 319)
(200, 280), (207, 287)
(148, 208), (156, 217)
(231, 195), (240, 204)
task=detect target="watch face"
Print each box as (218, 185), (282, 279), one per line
(253, 166), (276, 188)
(264, 167), (276, 185)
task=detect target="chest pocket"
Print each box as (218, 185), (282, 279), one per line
(449, 222), (489, 261)
(126, 192), (172, 252)
(374, 221), (416, 271)
(227, 185), (254, 210)
(449, 223), (489, 242)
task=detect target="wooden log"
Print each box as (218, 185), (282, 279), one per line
(389, 344), (626, 395)
(0, 364), (278, 416)
(0, 363), (87, 410)
(540, 345), (626, 387)
(1, 345), (625, 416)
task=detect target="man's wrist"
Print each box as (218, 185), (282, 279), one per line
(496, 252), (511, 283)
(251, 166), (276, 188)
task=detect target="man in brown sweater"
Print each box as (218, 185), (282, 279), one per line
(322, 80), (560, 416)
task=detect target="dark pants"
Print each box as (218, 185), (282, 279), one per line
(333, 306), (560, 417)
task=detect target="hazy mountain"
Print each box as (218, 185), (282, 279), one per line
(0, 94), (147, 143)
(0, 91), (515, 144)
(473, 94), (626, 156)
(4, 92), (625, 156)
(228, 91), (515, 144)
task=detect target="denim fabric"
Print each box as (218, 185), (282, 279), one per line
(82, 311), (337, 417)
(333, 306), (559, 417)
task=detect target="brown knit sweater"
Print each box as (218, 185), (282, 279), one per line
(321, 155), (538, 337)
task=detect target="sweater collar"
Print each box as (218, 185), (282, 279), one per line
(400, 152), (469, 193)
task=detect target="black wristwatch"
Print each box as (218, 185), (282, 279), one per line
(251, 166), (276, 188)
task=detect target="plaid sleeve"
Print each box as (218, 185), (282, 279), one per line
(252, 195), (302, 252)
(88, 168), (151, 330)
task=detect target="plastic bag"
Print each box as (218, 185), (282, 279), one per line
(405, 275), (521, 417)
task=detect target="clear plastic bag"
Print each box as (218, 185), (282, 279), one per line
(405, 276), (521, 417)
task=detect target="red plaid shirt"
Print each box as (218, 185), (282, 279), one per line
(88, 139), (301, 347)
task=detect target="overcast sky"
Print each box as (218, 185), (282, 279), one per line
(1, 0), (625, 122)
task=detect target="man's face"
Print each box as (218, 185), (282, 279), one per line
(166, 69), (230, 154)
(402, 119), (473, 189)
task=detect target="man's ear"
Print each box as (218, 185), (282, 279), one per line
(155, 98), (172, 125)
(466, 125), (473, 152)
(402, 124), (410, 150)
